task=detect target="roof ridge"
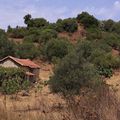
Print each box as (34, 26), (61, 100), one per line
(0, 56), (40, 68)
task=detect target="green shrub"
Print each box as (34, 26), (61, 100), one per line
(17, 42), (39, 59)
(89, 45), (120, 77)
(62, 18), (78, 33)
(0, 67), (32, 94)
(0, 30), (16, 58)
(39, 29), (58, 44)
(25, 16), (49, 28)
(22, 80), (30, 90)
(24, 34), (39, 43)
(56, 18), (78, 33)
(102, 33), (120, 50)
(50, 51), (102, 95)
(97, 66), (113, 78)
(44, 38), (73, 61)
(86, 28), (102, 40)
(7, 27), (27, 38)
(77, 12), (99, 28)
(102, 19), (115, 32)
(0, 67), (25, 81)
(1, 77), (21, 94)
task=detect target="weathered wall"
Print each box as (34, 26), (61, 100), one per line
(33, 68), (40, 81)
(0, 59), (18, 68)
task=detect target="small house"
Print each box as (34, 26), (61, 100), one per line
(0, 56), (40, 82)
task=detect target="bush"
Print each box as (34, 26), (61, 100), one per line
(77, 12), (99, 28)
(39, 29), (58, 44)
(56, 18), (78, 33)
(24, 34), (39, 43)
(27, 18), (49, 28)
(22, 80), (30, 90)
(86, 28), (102, 40)
(50, 51), (102, 95)
(17, 42), (39, 59)
(7, 27), (27, 38)
(0, 67), (33, 94)
(89, 46), (120, 77)
(103, 33), (120, 50)
(44, 38), (73, 61)
(112, 22), (120, 34)
(24, 28), (58, 44)
(0, 30), (16, 58)
(62, 18), (78, 33)
(0, 67), (25, 83)
(1, 78), (21, 94)
(97, 66), (113, 78)
(103, 19), (115, 32)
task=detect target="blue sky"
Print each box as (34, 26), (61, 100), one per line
(0, 0), (120, 29)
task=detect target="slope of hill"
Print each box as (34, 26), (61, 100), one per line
(1, 11), (120, 120)
(58, 25), (86, 43)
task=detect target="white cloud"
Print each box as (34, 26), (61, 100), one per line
(114, 1), (120, 10)
(72, 1), (120, 20)
(0, 0), (120, 29)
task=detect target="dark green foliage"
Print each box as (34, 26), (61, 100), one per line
(56, 19), (64, 32)
(77, 40), (94, 56)
(24, 14), (32, 26)
(26, 27), (41, 35)
(29, 18), (49, 28)
(22, 80), (30, 90)
(0, 30), (16, 58)
(103, 19), (115, 32)
(0, 67), (25, 94)
(102, 33), (120, 50)
(7, 27), (27, 38)
(97, 66), (113, 78)
(112, 22), (120, 34)
(56, 18), (78, 33)
(86, 28), (102, 40)
(44, 38), (73, 61)
(0, 67), (25, 83)
(24, 34), (39, 43)
(50, 39), (120, 95)
(24, 14), (49, 28)
(7, 25), (12, 33)
(90, 51), (119, 77)
(50, 49), (102, 95)
(100, 20), (120, 35)
(77, 12), (99, 28)
(17, 42), (39, 59)
(39, 29), (58, 44)
(24, 28), (58, 44)
(2, 78), (21, 94)
(62, 18), (78, 33)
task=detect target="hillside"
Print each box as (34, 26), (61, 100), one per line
(58, 25), (86, 43)
(1, 12), (120, 120)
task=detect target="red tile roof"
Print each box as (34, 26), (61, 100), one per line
(0, 56), (40, 69)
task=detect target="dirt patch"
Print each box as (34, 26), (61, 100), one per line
(107, 70), (120, 99)
(112, 49), (119, 56)
(58, 25), (86, 44)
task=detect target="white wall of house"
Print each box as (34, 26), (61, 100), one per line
(0, 59), (18, 68)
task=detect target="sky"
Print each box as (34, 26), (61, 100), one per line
(0, 0), (120, 29)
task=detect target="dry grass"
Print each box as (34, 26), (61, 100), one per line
(0, 86), (120, 120)
(107, 70), (120, 99)
(0, 62), (120, 120)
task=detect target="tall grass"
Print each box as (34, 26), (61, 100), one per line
(0, 86), (120, 120)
